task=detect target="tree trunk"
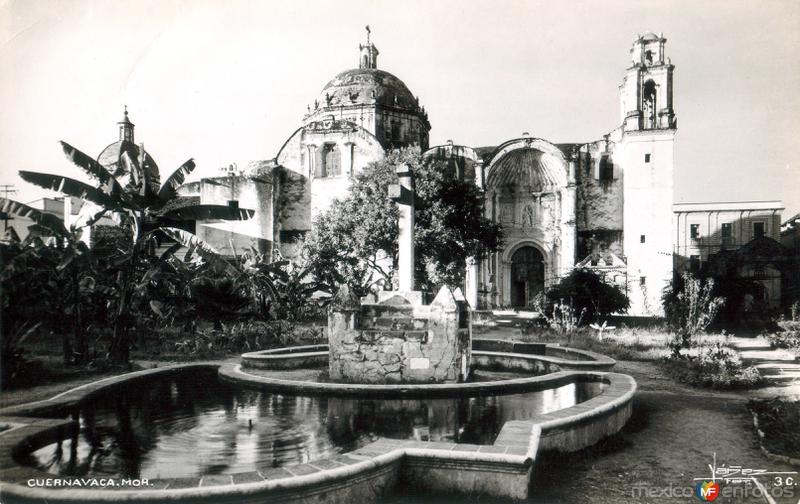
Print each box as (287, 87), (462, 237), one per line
(110, 286), (131, 364)
(72, 267), (87, 365)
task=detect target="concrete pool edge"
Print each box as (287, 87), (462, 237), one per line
(240, 339), (616, 375)
(0, 359), (635, 503)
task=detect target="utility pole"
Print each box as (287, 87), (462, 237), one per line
(0, 184), (17, 230)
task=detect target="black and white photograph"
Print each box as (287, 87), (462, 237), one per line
(0, 1), (798, 503)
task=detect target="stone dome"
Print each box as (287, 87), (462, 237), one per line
(97, 140), (159, 182)
(317, 68), (420, 112)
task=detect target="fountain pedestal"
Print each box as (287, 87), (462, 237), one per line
(328, 285), (471, 384)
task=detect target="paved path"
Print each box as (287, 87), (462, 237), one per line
(732, 338), (800, 387)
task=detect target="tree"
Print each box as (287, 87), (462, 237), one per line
(18, 141), (253, 363)
(543, 269), (630, 322)
(303, 147), (502, 294)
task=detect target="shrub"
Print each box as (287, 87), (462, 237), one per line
(662, 343), (763, 389)
(532, 295), (584, 338)
(542, 269), (629, 323)
(765, 320), (800, 356)
(663, 272), (724, 357)
(1, 322), (43, 388)
(171, 320), (324, 358)
(749, 399), (800, 459)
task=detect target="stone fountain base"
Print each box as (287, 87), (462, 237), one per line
(327, 286), (471, 384)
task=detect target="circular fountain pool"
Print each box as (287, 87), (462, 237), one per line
(0, 344), (636, 504)
(21, 369), (605, 480)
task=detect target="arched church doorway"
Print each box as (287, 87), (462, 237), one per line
(510, 246), (545, 308)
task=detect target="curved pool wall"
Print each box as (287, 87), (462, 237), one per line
(0, 350), (635, 504)
(240, 338), (616, 376)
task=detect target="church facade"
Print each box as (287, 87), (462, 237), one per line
(175, 32), (677, 316)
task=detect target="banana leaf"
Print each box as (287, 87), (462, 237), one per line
(158, 159), (195, 202)
(60, 141), (122, 195)
(19, 171), (119, 209)
(0, 197), (69, 237)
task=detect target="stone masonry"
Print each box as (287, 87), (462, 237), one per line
(328, 285), (471, 384)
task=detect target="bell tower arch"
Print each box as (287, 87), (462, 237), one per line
(619, 32), (676, 131)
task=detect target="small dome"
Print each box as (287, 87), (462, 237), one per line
(640, 32), (661, 42)
(317, 68), (419, 112)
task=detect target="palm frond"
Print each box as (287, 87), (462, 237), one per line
(60, 141), (122, 195)
(19, 171), (119, 209)
(158, 159), (195, 202)
(0, 197), (69, 238)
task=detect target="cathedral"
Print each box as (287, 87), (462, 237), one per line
(172, 31), (677, 315)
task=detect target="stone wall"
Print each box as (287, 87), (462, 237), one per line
(328, 286), (470, 384)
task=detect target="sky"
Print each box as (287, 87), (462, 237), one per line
(1, 0), (799, 218)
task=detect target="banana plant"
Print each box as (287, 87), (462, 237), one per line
(17, 141), (254, 363)
(0, 198), (97, 365)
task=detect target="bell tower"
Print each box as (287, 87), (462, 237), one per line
(619, 33), (676, 131)
(359, 25), (379, 69)
(615, 32), (676, 316)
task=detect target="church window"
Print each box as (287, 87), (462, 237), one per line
(640, 234), (646, 243)
(753, 221), (765, 239)
(645, 153), (651, 163)
(645, 50), (653, 65)
(392, 120), (401, 141)
(318, 143), (340, 177)
(690, 224), (700, 240)
(643, 80), (657, 129)
(599, 157), (613, 182)
(721, 223), (732, 238)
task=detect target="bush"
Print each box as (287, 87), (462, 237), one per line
(765, 320), (800, 356)
(662, 343), (763, 389)
(749, 399), (800, 459)
(663, 272), (724, 357)
(532, 295), (584, 337)
(542, 269), (629, 323)
(171, 320), (324, 358)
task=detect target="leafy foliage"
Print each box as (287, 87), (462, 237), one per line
(662, 343), (762, 389)
(662, 272), (725, 358)
(17, 140), (253, 363)
(303, 146), (502, 294)
(541, 269), (630, 322)
(532, 295), (585, 337)
(765, 320), (800, 357)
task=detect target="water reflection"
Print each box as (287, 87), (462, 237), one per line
(23, 372), (604, 479)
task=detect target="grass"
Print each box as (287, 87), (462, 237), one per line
(517, 324), (737, 362)
(517, 323), (768, 389)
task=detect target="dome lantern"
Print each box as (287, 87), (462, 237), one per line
(359, 25), (379, 69)
(117, 105), (135, 142)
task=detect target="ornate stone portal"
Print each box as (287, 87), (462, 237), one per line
(327, 166), (472, 384)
